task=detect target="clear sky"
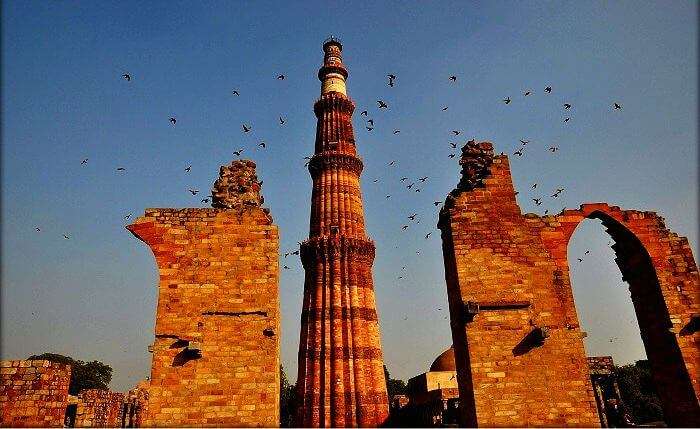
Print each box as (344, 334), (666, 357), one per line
(2, 1), (697, 391)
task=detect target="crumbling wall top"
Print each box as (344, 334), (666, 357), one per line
(211, 159), (264, 209)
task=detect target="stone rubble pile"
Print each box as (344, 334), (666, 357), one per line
(211, 159), (264, 209)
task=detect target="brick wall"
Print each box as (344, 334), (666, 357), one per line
(127, 204), (280, 427)
(0, 360), (71, 427)
(438, 140), (700, 427)
(74, 389), (124, 428)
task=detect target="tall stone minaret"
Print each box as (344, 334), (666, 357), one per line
(295, 38), (389, 428)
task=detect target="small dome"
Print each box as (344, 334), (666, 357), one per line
(429, 346), (456, 372)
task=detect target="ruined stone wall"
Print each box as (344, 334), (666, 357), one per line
(127, 160), (280, 427)
(74, 389), (124, 428)
(438, 140), (700, 427)
(0, 360), (71, 427)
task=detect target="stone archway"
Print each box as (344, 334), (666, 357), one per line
(544, 203), (700, 426)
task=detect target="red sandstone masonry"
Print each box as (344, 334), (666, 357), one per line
(438, 141), (700, 427)
(127, 205), (280, 427)
(75, 389), (124, 428)
(0, 360), (71, 427)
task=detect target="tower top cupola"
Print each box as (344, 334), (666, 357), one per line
(319, 36), (348, 95)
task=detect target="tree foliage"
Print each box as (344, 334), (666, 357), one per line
(27, 353), (112, 396)
(615, 360), (664, 424)
(280, 365), (298, 427)
(384, 365), (407, 398)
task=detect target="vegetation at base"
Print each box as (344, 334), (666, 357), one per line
(384, 365), (407, 397)
(616, 360), (664, 424)
(27, 352), (112, 396)
(280, 365), (297, 427)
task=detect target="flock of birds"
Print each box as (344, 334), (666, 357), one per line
(34, 64), (626, 330)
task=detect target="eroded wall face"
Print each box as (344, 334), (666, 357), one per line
(0, 360), (71, 427)
(128, 207), (280, 427)
(75, 389), (124, 428)
(439, 141), (700, 427)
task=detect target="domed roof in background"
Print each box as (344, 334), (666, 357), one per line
(429, 345), (456, 372)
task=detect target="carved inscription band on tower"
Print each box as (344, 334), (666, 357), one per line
(295, 39), (390, 427)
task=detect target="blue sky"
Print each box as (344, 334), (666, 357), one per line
(2, 1), (697, 391)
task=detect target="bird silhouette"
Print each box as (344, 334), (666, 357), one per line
(564, 103), (572, 109)
(81, 158), (88, 165)
(366, 126), (374, 131)
(389, 161), (396, 166)
(578, 258), (583, 263)
(116, 167), (126, 172)
(448, 153), (456, 158)
(402, 225), (408, 230)
(258, 141), (266, 148)
(361, 110), (368, 116)
(367, 119), (374, 126)
(122, 73), (131, 81)
(232, 90), (240, 96)
(544, 86), (552, 93)
(63, 234), (70, 239)
(513, 148), (524, 156)
(532, 183), (537, 189)
(169, 117), (177, 125)
(373, 178), (379, 183)
(233, 149), (244, 157)
(564, 117), (570, 122)
(520, 139), (529, 146)
(283, 265), (290, 269)
(201, 198), (210, 203)
(124, 213), (132, 220)
(419, 176), (428, 182)
(386, 195), (391, 199)
(393, 129), (400, 134)
(450, 142), (457, 148)
(614, 102), (622, 110)
(533, 198), (542, 206)
(35, 227), (41, 232)
(387, 74), (396, 87)
(449, 75), (457, 82)
(279, 116), (286, 125)
(408, 213), (417, 220)
(434, 201), (441, 206)
(503, 97), (511, 104)
(524, 90), (531, 96)
(185, 165), (191, 172)
(242, 124), (251, 132)
(277, 74), (285, 80)
(377, 100), (388, 109)
(415, 188), (421, 192)
(549, 146), (559, 152)
(452, 130), (461, 136)
(425, 232), (432, 239)
(442, 106), (448, 111)
(544, 210), (549, 215)
(189, 189), (199, 195)
(585, 250), (590, 255)
(406, 183), (414, 189)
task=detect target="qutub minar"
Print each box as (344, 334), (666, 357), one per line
(295, 38), (390, 427)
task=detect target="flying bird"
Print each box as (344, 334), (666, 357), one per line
(564, 117), (571, 122)
(448, 153), (456, 158)
(520, 140), (529, 146)
(233, 149), (244, 157)
(122, 73), (131, 81)
(532, 183), (537, 189)
(449, 75), (457, 82)
(450, 142), (457, 148)
(389, 161), (396, 166)
(425, 232), (432, 239)
(366, 126), (373, 131)
(564, 103), (572, 109)
(513, 148), (524, 156)
(242, 124), (251, 132)
(386, 195), (391, 199)
(361, 110), (368, 116)
(452, 130), (461, 136)
(503, 97), (511, 104)
(201, 198), (210, 203)
(367, 119), (374, 126)
(124, 213), (132, 220)
(524, 90), (531, 96)
(35, 227), (41, 232)
(283, 265), (290, 269)
(442, 106), (448, 111)
(402, 225), (409, 230)
(189, 189), (199, 195)
(279, 116), (286, 125)
(578, 258), (583, 263)
(613, 102), (622, 110)
(387, 74), (396, 87)
(549, 146), (559, 152)
(434, 201), (441, 206)
(169, 117), (177, 125)
(232, 90), (240, 96)
(258, 141), (266, 148)
(185, 165), (191, 172)
(408, 213), (417, 220)
(377, 100), (388, 109)
(116, 167), (126, 172)
(81, 158), (88, 165)
(544, 86), (552, 93)
(419, 176), (428, 182)
(406, 183), (414, 189)
(277, 74), (285, 80)
(63, 234), (70, 239)
(373, 179), (379, 183)
(393, 129), (400, 134)
(400, 177), (408, 182)
(532, 198), (542, 206)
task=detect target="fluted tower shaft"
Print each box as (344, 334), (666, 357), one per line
(296, 39), (389, 428)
